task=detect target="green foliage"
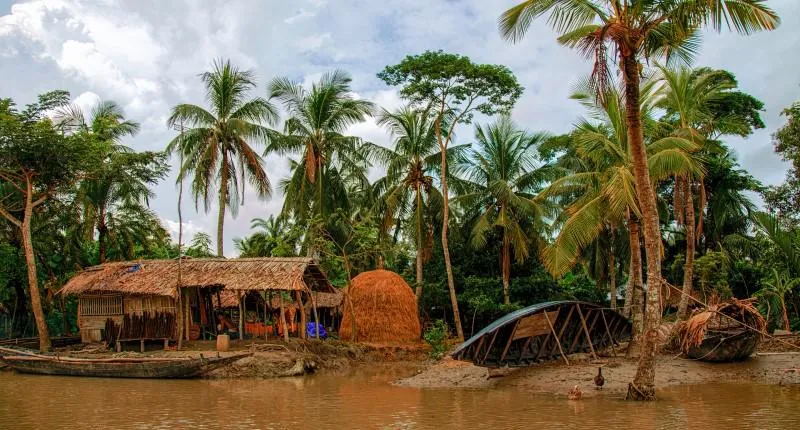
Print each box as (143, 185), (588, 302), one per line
(694, 251), (731, 300)
(186, 232), (214, 258)
(423, 319), (450, 360)
(378, 50), (523, 124)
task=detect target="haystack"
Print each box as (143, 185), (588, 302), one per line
(339, 269), (420, 343)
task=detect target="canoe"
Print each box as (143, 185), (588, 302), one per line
(686, 327), (761, 362)
(0, 352), (251, 378)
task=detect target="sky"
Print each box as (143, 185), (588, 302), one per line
(1, 0), (798, 256)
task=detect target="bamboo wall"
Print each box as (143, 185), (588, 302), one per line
(77, 294), (176, 343)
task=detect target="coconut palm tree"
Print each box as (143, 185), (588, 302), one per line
(541, 82), (701, 337)
(499, 0), (779, 400)
(267, 70), (380, 226)
(655, 65), (750, 319)
(167, 59), (277, 257)
(373, 106), (447, 298)
(56, 100), (168, 263)
(456, 116), (554, 305)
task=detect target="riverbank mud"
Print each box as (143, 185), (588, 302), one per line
(397, 351), (800, 396)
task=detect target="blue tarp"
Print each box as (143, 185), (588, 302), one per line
(306, 322), (327, 339)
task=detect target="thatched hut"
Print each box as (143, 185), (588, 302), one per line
(339, 269), (420, 343)
(59, 257), (333, 345)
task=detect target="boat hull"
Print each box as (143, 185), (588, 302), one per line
(0, 354), (249, 378)
(686, 329), (761, 362)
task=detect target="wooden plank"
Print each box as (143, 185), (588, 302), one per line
(544, 304), (576, 359)
(599, 310), (617, 357)
(481, 329), (500, 365)
(471, 336), (486, 361)
(575, 305), (598, 359)
(543, 308), (569, 365)
(500, 320), (521, 361)
(513, 310), (559, 340)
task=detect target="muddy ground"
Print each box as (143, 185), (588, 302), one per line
(397, 347), (800, 397)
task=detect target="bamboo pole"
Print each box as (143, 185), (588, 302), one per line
(238, 293), (245, 341)
(544, 310), (569, 365)
(279, 294), (289, 342)
(309, 290), (320, 340)
(599, 310), (618, 357)
(575, 305), (598, 359)
(184, 289), (190, 341)
(295, 291), (306, 340)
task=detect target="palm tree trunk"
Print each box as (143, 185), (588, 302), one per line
(627, 216), (644, 342)
(415, 187), (424, 299)
(217, 152), (229, 257)
(97, 211), (107, 263)
(502, 233), (511, 306)
(609, 249), (617, 310)
(622, 54), (663, 401)
(21, 178), (50, 351)
(678, 180), (695, 320)
(438, 121), (464, 341)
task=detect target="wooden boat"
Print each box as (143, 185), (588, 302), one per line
(679, 299), (764, 363)
(0, 352), (251, 378)
(686, 327), (761, 362)
(451, 301), (632, 367)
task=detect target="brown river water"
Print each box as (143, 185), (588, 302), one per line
(1, 367), (798, 429)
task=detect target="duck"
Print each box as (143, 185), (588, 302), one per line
(567, 385), (583, 400)
(594, 367), (605, 390)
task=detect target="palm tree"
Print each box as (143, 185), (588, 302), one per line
(655, 65), (750, 319)
(540, 82), (701, 338)
(374, 106), (445, 298)
(167, 59), (277, 257)
(499, 0), (779, 400)
(456, 117), (553, 305)
(56, 100), (168, 263)
(267, 70), (379, 228)
(234, 215), (296, 257)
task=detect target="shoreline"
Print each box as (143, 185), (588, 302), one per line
(396, 351), (800, 397)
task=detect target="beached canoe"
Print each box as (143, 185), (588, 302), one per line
(686, 327), (761, 362)
(0, 352), (251, 378)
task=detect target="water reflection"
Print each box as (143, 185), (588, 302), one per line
(0, 368), (798, 429)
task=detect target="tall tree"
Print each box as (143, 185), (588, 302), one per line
(0, 91), (97, 350)
(379, 50), (523, 341)
(499, 0), (779, 400)
(541, 82), (699, 338)
(655, 65), (762, 319)
(57, 101), (168, 262)
(456, 116), (553, 305)
(167, 59), (277, 256)
(374, 106), (446, 298)
(267, 70), (378, 229)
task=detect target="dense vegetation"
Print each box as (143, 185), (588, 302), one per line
(0, 0), (791, 400)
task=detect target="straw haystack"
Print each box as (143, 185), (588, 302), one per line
(339, 270), (420, 343)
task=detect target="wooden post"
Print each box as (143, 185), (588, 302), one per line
(481, 329), (500, 365)
(544, 305), (576, 359)
(543, 310), (569, 365)
(264, 294), (269, 340)
(238, 293), (245, 341)
(575, 305), (598, 359)
(176, 290), (183, 350)
(279, 293), (289, 342)
(295, 290), (307, 340)
(309, 290), (320, 340)
(184, 289), (191, 341)
(599, 310), (618, 357)
(500, 320), (520, 361)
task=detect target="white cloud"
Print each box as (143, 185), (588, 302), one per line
(161, 218), (206, 244)
(284, 8), (315, 24)
(295, 33), (331, 51)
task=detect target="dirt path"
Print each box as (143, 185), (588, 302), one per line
(397, 352), (800, 397)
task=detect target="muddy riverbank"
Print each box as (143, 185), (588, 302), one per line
(398, 352), (800, 397)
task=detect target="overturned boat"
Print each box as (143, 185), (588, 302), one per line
(451, 301), (632, 367)
(679, 299), (765, 362)
(0, 351), (251, 378)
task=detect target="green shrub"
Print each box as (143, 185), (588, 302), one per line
(423, 319), (450, 360)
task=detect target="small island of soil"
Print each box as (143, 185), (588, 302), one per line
(397, 339), (800, 397)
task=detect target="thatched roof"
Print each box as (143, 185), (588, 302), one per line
(216, 289), (300, 309)
(309, 290), (344, 308)
(59, 257), (334, 298)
